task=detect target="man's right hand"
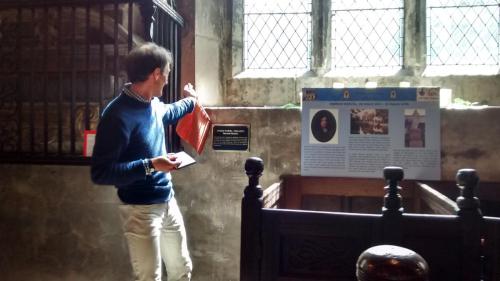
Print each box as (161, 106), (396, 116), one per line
(151, 155), (181, 172)
(182, 83), (198, 99)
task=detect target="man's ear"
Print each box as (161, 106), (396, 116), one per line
(152, 67), (162, 80)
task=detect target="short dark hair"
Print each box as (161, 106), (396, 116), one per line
(124, 42), (173, 83)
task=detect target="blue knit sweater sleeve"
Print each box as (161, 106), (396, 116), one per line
(91, 111), (145, 186)
(162, 97), (196, 125)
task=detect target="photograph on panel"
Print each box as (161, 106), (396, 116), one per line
(404, 108), (426, 148)
(309, 109), (338, 144)
(350, 108), (388, 135)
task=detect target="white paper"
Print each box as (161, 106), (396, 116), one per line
(174, 151), (196, 169)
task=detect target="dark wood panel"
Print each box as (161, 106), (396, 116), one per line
(261, 209), (379, 281)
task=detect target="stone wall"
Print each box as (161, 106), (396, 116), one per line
(226, 75), (500, 107)
(0, 165), (129, 281)
(172, 108), (301, 281)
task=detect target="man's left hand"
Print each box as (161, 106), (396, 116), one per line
(151, 155), (181, 172)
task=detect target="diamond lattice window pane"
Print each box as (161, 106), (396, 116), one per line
(427, 0), (499, 66)
(331, 0), (404, 71)
(244, 0), (312, 70)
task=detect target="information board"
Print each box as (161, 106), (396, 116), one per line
(301, 87), (441, 180)
(212, 124), (250, 151)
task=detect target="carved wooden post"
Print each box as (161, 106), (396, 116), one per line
(456, 169), (481, 217)
(240, 157), (264, 281)
(380, 167), (404, 243)
(139, 0), (154, 41)
(382, 166), (404, 216)
(456, 169), (483, 281)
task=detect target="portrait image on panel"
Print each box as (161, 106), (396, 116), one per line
(404, 109), (426, 148)
(350, 108), (389, 135)
(309, 109), (338, 144)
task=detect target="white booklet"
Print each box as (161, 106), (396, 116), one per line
(174, 151), (196, 169)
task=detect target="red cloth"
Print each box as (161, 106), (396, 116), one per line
(176, 102), (211, 154)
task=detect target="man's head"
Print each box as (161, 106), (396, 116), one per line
(320, 116), (328, 129)
(124, 43), (173, 96)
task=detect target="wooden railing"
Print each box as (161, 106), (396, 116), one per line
(241, 158), (500, 281)
(265, 174), (457, 215)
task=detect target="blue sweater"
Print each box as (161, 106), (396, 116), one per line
(91, 93), (195, 204)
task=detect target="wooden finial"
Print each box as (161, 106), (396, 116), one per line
(382, 166), (404, 216)
(245, 157), (264, 177)
(244, 157), (264, 198)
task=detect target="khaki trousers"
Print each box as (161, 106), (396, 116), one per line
(119, 197), (192, 281)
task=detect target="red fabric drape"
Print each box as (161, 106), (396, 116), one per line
(176, 103), (211, 154)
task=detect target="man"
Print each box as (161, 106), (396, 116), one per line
(91, 42), (195, 281)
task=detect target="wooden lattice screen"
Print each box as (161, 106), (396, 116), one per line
(0, 0), (183, 164)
